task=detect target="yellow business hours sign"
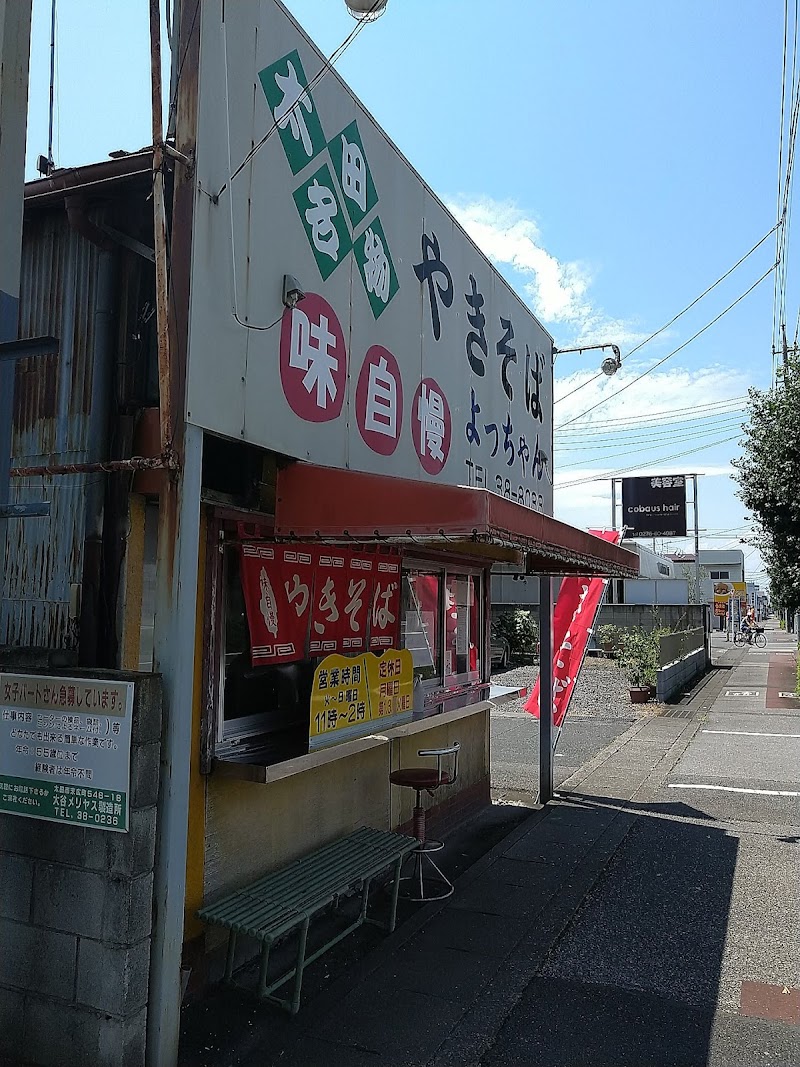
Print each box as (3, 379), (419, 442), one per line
(309, 648), (414, 749)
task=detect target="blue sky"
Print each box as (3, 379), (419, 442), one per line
(24, 0), (791, 590)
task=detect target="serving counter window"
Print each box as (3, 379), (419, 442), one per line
(206, 529), (488, 771)
(401, 566), (482, 689)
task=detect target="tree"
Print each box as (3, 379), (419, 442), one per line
(732, 362), (800, 612)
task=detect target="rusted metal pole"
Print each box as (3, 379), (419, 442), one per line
(11, 454), (175, 478)
(149, 0), (173, 457)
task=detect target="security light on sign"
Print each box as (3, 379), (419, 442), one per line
(282, 274), (306, 309)
(344, 0), (389, 19)
(552, 342), (622, 376)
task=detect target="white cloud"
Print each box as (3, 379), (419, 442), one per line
(445, 195), (645, 346)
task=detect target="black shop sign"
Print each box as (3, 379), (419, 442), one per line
(621, 475), (687, 537)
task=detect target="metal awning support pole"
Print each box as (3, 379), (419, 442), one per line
(538, 576), (554, 804)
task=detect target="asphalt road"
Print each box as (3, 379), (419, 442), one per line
(484, 621), (800, 1067)
(490, 709), (637, 797)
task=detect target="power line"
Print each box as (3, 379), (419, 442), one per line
(775, 0), (800, 370)
(554, 395), (749, 433)
(556, 225), (780, 407)
(555, 406), (746, 441)
(166, 0), (201, 135)
(216, 5), (377, 201)
(556, 419), (745, 467)
(555, 417), (745, 458)
(555, 264), (776, 431)
(554, 432), (741, 490)
(774, 0), (790, 367)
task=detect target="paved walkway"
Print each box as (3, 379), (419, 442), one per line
(181, 621), (800, 1067)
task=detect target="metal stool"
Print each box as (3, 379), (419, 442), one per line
(389, 741), (460, 901)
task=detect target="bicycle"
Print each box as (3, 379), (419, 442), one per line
(734, 628), (767, 648)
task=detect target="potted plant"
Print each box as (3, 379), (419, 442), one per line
(596, 624), (621, 657)
(618, 627), (658, 703)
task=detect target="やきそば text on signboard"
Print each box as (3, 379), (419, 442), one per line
(238, 544), (401, 667)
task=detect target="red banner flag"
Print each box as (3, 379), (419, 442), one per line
(240, 543), (314, 665)
(524, 530), (620, 728)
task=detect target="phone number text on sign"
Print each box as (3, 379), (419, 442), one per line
(0, 673), (134, 833)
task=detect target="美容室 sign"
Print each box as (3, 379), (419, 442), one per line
(621, 475), (687, 537)
(0, 673), (134, 833)
(309, 648), (413, 749)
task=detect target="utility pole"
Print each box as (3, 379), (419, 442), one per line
(782, 323), (789, 372)
(0, 3), (56, 538)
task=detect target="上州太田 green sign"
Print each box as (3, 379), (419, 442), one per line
(0, 673), (134, 833)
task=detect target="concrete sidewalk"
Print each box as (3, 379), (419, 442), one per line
(180, 621), (800, 1067)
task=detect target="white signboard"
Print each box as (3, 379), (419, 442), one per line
(0, 673), (134, 832)
(187, 0), (554, 514)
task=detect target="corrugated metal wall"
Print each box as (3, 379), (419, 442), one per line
(0, 208), (105, 648)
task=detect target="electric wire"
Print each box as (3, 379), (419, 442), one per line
(216, 2), (381, 202)
(775, 0), (800, 369)
(554, 396), (749, 433)
(556, 225), (780, 407)
(775, 0), (790, 367)
(555, 264), (776, 431)
(555, 416), (746, 456)
(166, 0), (201, 135)
(217, 2), (381, 330)
(555, 405), (747, 440)
(554, 433), (741, 490)
(47, 0), (56, 168)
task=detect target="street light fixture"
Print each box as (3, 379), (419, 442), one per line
(552, 342), (622, 376)
(344, 0), (389, 18)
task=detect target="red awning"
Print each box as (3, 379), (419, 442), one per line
(274, 464), (639, 577)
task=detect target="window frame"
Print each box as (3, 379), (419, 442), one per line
(200, 519), (490, 773)
(216, 543), (279, 747)
(401, 557), (485, 691)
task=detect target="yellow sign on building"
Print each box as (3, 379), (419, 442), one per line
(309, 649), (413, 748)
(713, 581), (747, 616)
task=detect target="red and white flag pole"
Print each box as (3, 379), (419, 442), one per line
(525, 530), (621, 761)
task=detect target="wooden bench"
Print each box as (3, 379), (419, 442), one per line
(197, 825), (419, 1013)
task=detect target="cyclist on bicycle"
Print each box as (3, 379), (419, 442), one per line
(740, 613), (753, 643)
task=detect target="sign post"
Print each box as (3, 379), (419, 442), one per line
(538, 576), (553, 804)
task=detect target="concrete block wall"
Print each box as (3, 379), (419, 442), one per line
(0, 671), (162, 1067)
(656, 647), (706, 703)
(597, 604), (707, 632)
